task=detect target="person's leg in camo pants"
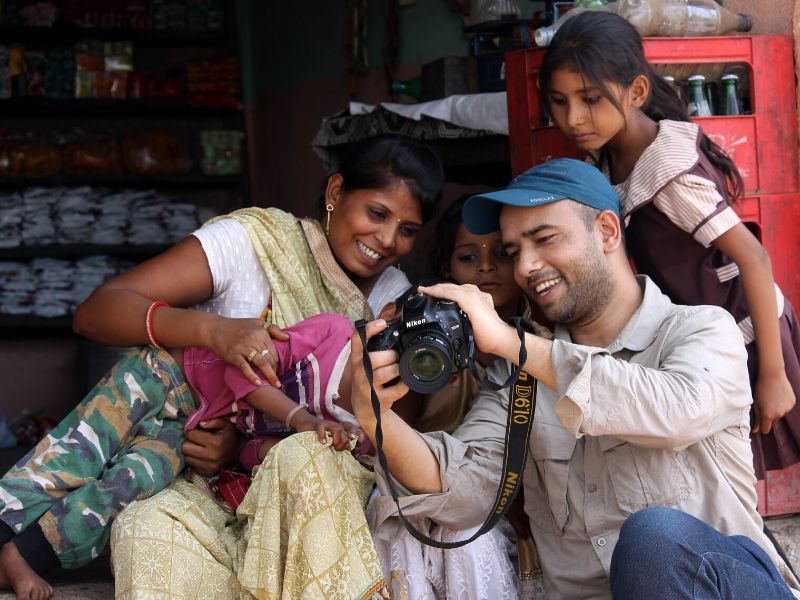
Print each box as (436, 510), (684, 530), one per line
(0, 346), (194, 572)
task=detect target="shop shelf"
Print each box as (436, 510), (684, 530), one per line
(0, 97), (241, 117)
(0, 173), (240, 188)
(0, 25), (228, 46)
(0, 314), (73, 333)
(0, 244), (170, 260)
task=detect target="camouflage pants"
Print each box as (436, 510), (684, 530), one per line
(0, 346), (194, 569)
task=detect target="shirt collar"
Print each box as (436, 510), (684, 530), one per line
(590, 120), (701, 218)
(553, 275), (674, 353)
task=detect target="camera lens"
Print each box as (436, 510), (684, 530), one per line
(409, 349), (445, 380)
(399, 332), (453, 393)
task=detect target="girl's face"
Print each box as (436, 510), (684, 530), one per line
(326, 175), (423, 287)
(546, 67), (637, 152)
(446, 224), (520, 314)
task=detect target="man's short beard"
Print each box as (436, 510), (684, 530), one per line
(541, 243), (613, 327)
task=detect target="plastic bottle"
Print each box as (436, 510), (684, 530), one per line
(617, 0), (752, 37)
(534, 2), (618, 47)
(720, 73), (741, 116)
(687, 74), (712, 117)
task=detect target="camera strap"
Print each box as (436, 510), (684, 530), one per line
(355, 316), (537, 549)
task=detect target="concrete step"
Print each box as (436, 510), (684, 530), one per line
(0, 554), (113, 599)
(0, 515), (795, 600)
(768, 514), (800, 577)
(0, 444), (796, 598)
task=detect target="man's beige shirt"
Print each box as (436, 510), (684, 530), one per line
(370, 276), (800, 598)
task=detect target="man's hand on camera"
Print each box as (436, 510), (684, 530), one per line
(418, 283), (515, 359)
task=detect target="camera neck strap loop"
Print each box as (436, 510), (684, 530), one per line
(473, 316), (531, 392)
(355, 315), (536, 550)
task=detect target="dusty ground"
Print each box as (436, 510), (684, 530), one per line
(0, 440), (796, 600)
(0, 515), (797, 600)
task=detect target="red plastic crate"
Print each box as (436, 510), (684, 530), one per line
(739, 193), (800, 516)
(505, 35), (799, 195)
(734, 193), (800, 310)
(756, 463), (800, 516)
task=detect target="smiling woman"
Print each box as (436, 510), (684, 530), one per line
(101, 134), (444, 599)
(321, 135), (440, 297)
(325, 179), (423, 285)
(0, 134), (443, 600)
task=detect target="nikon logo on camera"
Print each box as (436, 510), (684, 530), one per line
(366, 290), (476, 394)
(405, 318), (427, 328)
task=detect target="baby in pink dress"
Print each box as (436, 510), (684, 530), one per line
(174, 312), (365, 475)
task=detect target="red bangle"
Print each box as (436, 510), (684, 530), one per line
(145, 300), (170, 349)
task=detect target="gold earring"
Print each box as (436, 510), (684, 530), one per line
(325, 203), (334, 235)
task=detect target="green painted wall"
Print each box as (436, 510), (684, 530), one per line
(367, 1), (468, 67)
(236, 0), (520, 99)
(236, 0), (348, 100)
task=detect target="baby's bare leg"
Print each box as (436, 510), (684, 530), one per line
(257, 437), (283, 463)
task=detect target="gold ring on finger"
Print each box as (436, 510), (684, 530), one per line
(246, 349), (258, 362)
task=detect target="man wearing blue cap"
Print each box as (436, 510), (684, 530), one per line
(352, 159), (798, 599)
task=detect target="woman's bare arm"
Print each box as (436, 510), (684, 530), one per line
(73, 236), (217, 346)
(74, 236), (284, 385)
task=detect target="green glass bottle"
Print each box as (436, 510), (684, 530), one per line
(687, 74), (712, 117)
(704, 81), (718, 116)
(720, 73), (741, 116)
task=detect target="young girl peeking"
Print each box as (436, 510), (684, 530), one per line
(371, 195), (548, 600)
(539, 10), (800, 478)
(414, 195), (532, 434)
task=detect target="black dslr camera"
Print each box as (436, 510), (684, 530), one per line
(367, 289), (476, 393)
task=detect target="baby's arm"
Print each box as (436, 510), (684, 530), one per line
(244, 386), (355, 451)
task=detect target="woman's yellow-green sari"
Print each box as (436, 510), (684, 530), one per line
(111, 209), (389, 600)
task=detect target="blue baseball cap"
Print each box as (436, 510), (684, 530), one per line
(462, 158), (621, 234)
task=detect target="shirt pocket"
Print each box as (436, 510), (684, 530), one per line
(599, 436), (691, 514)
(526, 422), (576, 534)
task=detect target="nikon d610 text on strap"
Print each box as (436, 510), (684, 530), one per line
(355, 316), (537, 550)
